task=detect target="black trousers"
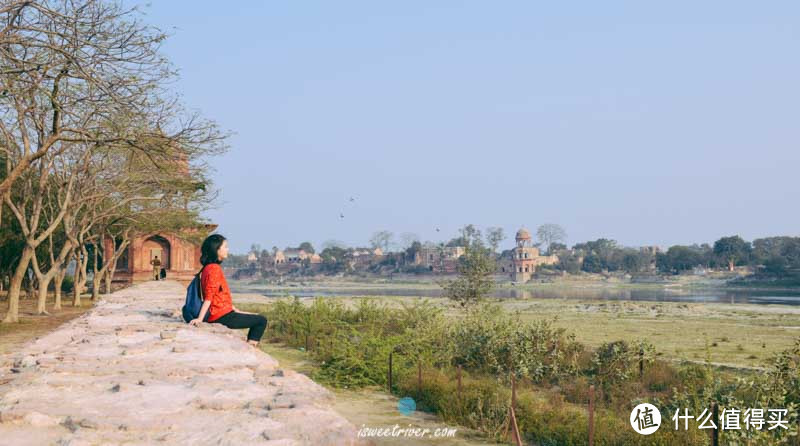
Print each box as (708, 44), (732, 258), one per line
(211, 311), (268, 342)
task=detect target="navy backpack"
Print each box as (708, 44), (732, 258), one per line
(182, 265), (210, 323)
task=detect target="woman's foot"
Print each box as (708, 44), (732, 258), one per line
(247, 340), (259, 348)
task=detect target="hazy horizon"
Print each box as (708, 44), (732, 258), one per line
(139, 1), (799, 253)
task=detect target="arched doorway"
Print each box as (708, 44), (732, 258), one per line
(143, 235), (171, 270)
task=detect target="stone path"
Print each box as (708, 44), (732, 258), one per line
(0, 280), (366, 445)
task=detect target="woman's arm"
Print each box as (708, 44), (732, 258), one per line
(190, 300), (211, 326)
(231, 304), (257, 315)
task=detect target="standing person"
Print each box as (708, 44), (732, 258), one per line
(150, 256), (161, 280)
(189, 234), (268, 346)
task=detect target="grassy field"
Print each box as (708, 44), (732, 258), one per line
(232, 271), (738, 292)
(506, 298), (800, 370)
(234, 290), (800, 370)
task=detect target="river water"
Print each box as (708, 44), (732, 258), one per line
(235, 284), (800, 305)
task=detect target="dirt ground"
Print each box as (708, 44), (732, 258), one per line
(0, 292), (96, 355)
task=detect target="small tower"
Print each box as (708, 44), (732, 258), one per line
(511, 227), (540, 282)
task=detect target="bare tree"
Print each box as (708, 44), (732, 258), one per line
(399, 232), (420, 250)
(0, 1), (178, 200)
(29, 187), (77, 314)
(536, 224), (567, 255)
(0, 1), (226, 321)
(458, 224), (482, 247)
(369, 230), (394, 253)
(486, 226), (505, 254)
(3, 148), (84, 321)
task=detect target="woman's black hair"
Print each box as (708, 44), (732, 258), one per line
(200, 234), (227, 265)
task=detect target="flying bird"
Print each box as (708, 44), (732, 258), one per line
(339, 213), (345, 219)
(349, 196), (355, 202)
(435, 228), (440, 232)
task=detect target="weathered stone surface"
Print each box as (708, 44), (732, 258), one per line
(0, 280), (365, 445)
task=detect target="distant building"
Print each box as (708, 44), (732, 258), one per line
(271, 249), (322, 273)
(503, 227), (558, 282)
(639, 246), (660, 271)
(283, 249), (307, 263)
(415, 245), (466, 273)
(352, 247), (383, 257)
(350, 247), (384, 267)
(639, 246), (660, 256)
(106, 142), (217, 285)
(106, 224), (217, 285)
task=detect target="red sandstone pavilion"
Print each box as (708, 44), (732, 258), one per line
(98, 135), (217, 286)
(99, 137), (219, 286)
(102, 225), (217, 285)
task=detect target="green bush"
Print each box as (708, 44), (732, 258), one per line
(248, 297), (800, 445)
(448, 303), (583, 383)
(60, 275), (74, 293)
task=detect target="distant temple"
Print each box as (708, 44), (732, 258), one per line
(503, 227), (559, 282)
(105, 225), (217, 285)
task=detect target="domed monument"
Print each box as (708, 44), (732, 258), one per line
(509, 226), (558, 282)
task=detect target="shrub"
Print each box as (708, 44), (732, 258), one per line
(61, 275), (74, 293)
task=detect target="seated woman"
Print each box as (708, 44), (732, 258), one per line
(190, 234), (268, 346)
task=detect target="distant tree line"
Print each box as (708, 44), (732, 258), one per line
(233, 227), (800, 281)
(548, 235), (800, 278)
(656, 235), (800, 277)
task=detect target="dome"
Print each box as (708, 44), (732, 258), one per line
(515, 227), (531, 240)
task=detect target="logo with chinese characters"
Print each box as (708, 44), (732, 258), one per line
(672, 407), (790, 431)
(630, 403), (661, 435)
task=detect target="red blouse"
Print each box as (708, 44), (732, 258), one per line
(200, 263), (233, 322)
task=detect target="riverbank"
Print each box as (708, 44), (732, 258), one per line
(232, 289), (800, 370)
(233, 270), (757, 289)
(231, 272), (800, 303)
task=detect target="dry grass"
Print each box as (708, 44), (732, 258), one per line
(0, 291), (96, 355)
(511, 299), (800, 370)
(257, 341), (489, 446)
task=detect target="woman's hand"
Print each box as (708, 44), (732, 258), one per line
(189, 318), (202, 326)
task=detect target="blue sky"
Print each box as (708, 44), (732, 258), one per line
(139, 1), (799, 253)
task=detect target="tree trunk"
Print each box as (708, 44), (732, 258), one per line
(72, 267), (81, 307)
(54, 268), (66, 310)
(728, 259), (734, 272)
(73, 280), (82, 307)
(36, 274), (54, 315)
(91, 243), (100, 300)
(104, 270), (112, 294)
(91, 272), (102, 301)
(104, 261), (119, 294)
(3, 245), (34, 323)
(100, 234), (128, 295)
(73, 247), (88, 308)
